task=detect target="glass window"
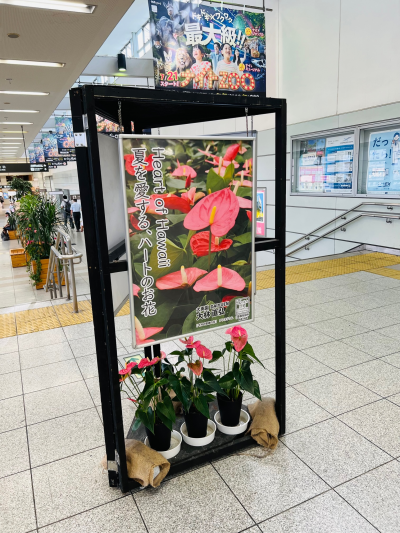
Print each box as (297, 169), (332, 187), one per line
(135, 20), (151, 58)
(358, 123), (400, 196)
(292, 132), (355, 194)
(137, 30), (144, 50)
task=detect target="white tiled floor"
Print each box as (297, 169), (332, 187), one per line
(1, 253), (400, 531)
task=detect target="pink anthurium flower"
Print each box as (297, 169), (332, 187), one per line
(193, 265), (246, 292)
(246, 210), (252, 222)
(180, 337), (201, 349)
(224, 143), (240, 161)
(181, 187), (205, 206)
(133, 284), (140, 297)
(195, 344), (212, 360)
(226, 325), (248, 352)
(156, 266), (207, 290)
(183, 188), (240, 237)
(238, 197), (252, 209)
(222, 292), (248, 303)
(172, 160), (197, 188)
(188, 360), (203, 376)
(138, 357), (160, 369)
(206, 156), (240, 169)
(124, 154), (153, 175)
(119, 367), (132, 382)
(135, 317), (163, 345)
(126, 361), (138, 370)
(130, 194), (191, 215)
(190, 231), (232, 257)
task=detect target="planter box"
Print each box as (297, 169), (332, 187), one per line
(10, 248), (27, 268)
(31, 259), (65, 290)
(8, 230), (17, 240)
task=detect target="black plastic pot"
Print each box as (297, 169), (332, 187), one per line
(217, 392), (243, 426)
(184, 406), (208, 438)
(145, 421), (171, 452)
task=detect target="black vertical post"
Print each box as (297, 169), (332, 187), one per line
(274, 102), (287, 435)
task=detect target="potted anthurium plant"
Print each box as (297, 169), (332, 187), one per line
(119, 354), (177, 452)
(212, 326), (263, 426)
(169, 337), (228, 438)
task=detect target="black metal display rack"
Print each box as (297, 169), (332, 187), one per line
(70, 85), (286, 493)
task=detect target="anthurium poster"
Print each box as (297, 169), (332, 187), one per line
(120, 135), (255, 348)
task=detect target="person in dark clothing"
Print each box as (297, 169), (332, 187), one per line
(70, 198), (81, 232)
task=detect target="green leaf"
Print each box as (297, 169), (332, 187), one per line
(194, 378), (214, 394)
(167, 214), (186, 224)
(242, 342), (264, 367)
(235, 186), (252, 198)
(155, 407), (173, 431)
(232, 260), (248, 266)
(177, 234), (187, 248)
(222, 163), (235, 182)
(148, 238), (189, 279)
(168, 374), (191, 412)
(193, 394), (210, 419)
(218, 371), (237, 390)
(253, 379), (261, 401)
(166, 177), (187, 189)
(211, 350), (223, 363)
(136, 406), (154, 434)
(233, 232), (252, 245)
(202, 368), (228, 397)
(206, 168), (225, 193)
(132, 417), (141, 431)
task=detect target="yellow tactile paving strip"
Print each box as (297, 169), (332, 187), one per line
(0, 252), (399, 339)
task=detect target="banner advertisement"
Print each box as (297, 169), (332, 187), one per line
(33, 143), (46, 163)
(120, 135), (255, 348)
(149, 0), (266, 95)
(41, 132), (59, 159)
(367, 129), (400, 194)
(28, 148), (36, 164)
(55, 116), (75, 155)
(96, 114), (122, 134)
(297, 134), (354, 193)
(256, 187), (266, 236)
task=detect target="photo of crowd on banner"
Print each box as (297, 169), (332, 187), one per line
(149, 0), (266, 95)
(27, 117), (76, 169)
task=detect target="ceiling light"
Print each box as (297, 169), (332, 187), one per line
(1, 130), (28, 133)
(0, 137), (23, 139)
(0, 1), (95, 13)
(0, 109), (39, 113)
(0, 91), (49, 96)
(0, 142), (21, 144)
(117, 53), (127, 72)
(0, 122), (33, 124)
(0, 59), (65, 68)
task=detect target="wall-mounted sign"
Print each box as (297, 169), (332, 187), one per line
(256, 187), (266, 236)
(149, 0), (266, 96)
(367, 129), (400, 194)
(0, 163), (48, 173)
(120, 135), (255, 348)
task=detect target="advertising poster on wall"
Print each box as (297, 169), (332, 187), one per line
(256, 188), (266, 236)
(33, 143), (45, 163)
(297, 134), (354, 193)
(55, 117), (75, 156)
(120, 135), (255, 348)
(149, 0), (266, 95)
(96, 114), (123, 134)
(366, 129), (400, 194)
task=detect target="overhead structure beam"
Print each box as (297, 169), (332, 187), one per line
(82, 56), (153, 78)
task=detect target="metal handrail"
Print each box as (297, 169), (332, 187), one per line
(287, 213), (400, 257)
(44, 228), (83, 313)
(286, 202), (400, 250)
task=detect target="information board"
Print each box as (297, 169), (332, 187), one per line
(366, 129), (400, 194)
(120, 135), (255, 348)
(149, 0), (266, 96)
(256, 187), (266, 236)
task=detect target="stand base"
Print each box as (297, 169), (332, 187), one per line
(125, 400), (255, 492)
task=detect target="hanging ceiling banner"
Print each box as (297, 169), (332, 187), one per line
(149, 0), (266, 96)
(41, 132), (60, 159)
(55, 117), (75, 156)
(119, 134), (256, 348)
(28, 148), (36, 164)
(33, 143), (46, 163)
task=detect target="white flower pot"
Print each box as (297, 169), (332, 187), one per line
(180, 420), (216, 447)
(144, 429), (182, 459)
(214, 409), (250, 435)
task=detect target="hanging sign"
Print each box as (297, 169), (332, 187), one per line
(41, 132), (60, 159)
(28, 148), (36, 164)
(256, 187), (266, 236)
(149, 0), (266, 96)
(33, 143), (46, 163)
(367, 129), (400, 194)
(120, 135), (255, 348)
(55, 117), (75, 155)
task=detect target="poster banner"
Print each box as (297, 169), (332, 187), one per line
(41, 132), (59, 159)
(55, 116), (75, 155)
(256, 187), (266, 236)
(367, 130), (400, 194)
(28, 148), (36, 164)
(33, 143), (46, 163)
(149, 0), (266, 95)
(120, 135), (255, 348)
(96, 114), (122, 134)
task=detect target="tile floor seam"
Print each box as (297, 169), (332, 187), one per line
(332, 457), (398, 492)
(329, 489), (382, 533)
(16, 335), (40, 532)
(335, 368), (390, 399)
(29, 444), (106, 472)
(129, 492), (150, 533)
(22, 377), (84, 396)
(25, 405), (98, 429)
(210, 461), (258, 528)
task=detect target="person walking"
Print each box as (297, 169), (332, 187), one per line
(70, 198), (81, 231)
(61, 195), (74, 229)
(0, 196), (4, 210)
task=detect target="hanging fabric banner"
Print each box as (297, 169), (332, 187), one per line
(149, 0), (266, 96)
(28, 148), (36, 164)
(41, 132), (60, 159)
(120, 135), (255, 348)
(33, 143), (46, 163)
(55, 116), (75, 155)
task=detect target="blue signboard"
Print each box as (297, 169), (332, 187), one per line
(367, 130), (400, 194)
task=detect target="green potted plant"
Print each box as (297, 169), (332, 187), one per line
(212, 326), (263, 426)
(169, 338), (227, 440)
(10, 176), (32, 200)
(119, 354), (177, 452)
(15, 193), (65, 288)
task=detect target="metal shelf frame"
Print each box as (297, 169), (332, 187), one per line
(70, 85), (287, 493)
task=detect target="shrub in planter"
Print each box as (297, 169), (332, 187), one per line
(211, 326), (263, 426)
(169, 337), (227, 438)
(119, 354), (176, 452)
